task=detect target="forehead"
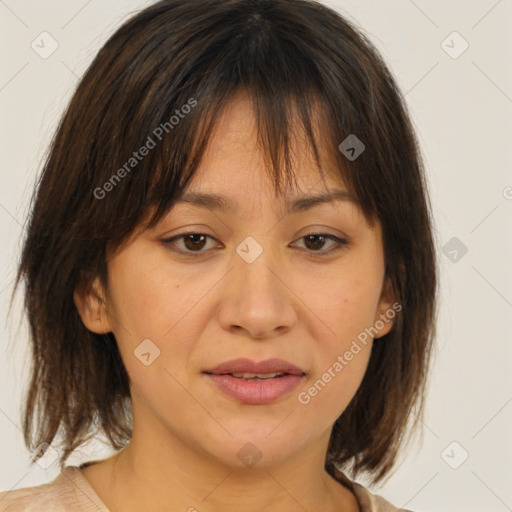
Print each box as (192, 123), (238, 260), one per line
(172, 188), (359, 217)
(185, 91), (346, 202)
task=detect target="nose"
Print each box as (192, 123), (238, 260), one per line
(216, 240), (298, 339)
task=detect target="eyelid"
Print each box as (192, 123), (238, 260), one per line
(160, 231), (350, 257)
(160, 231), (220, 251)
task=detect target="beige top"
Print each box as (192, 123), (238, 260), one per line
(0, 463), (410, 512)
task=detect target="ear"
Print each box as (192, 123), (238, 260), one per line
(73, 272), (112, 334)
(372, 275), (399, 340)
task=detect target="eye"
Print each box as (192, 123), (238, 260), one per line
(161, 232), (349, 256)
(291, 233), (349, 256)
(162, 233), (219, 254)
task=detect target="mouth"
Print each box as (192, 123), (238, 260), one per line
(204, 357), (306, 376)
(216, 372), (291, 381)
(203, 358), (306, 405)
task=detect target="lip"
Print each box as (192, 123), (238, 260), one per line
(204, 358), (306, 405)
(205, 374), (305, 405)
(205, 357), (305, 375)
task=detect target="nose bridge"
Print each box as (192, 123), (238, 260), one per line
(218, 233), (296, 337)
(235, 233), (282, 303)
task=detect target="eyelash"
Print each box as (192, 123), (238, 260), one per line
(161, 232), (349, 257)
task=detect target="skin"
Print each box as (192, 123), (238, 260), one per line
(74, 92), (395, 512)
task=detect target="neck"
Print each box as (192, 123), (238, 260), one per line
(101, 420), (358, 512)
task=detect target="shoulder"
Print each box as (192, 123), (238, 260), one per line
(351, 481), (414, 512)
(330, 465), (414, 512)
(0, 466), (108, 512)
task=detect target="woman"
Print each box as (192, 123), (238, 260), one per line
(0, 0), (436, 510)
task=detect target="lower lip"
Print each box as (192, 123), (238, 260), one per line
(205, 373), (305, 405)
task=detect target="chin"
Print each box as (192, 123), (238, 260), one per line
(200, 422), (315, 470)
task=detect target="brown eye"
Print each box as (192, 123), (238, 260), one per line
(303, 234), (328, 251)
(182, 234), (208, 251)
(293, 233), (349, 256)
(162, 232), (349, 257)
(162, 233), (218, 254)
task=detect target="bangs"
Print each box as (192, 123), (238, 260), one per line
(93, 1), (381, 252)
(140, 87), (359, 231)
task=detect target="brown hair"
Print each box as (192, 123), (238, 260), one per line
(11, 0), (436, 484)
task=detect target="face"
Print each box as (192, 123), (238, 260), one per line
(75, 93), (395, 471)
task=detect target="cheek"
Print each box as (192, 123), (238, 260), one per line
(320, 272), (383, 347)
(297, 335), (372, 424)
(308, 237), (384, 333)
(295, 269), (381, 419)
(105, 248), (217, 392)
(106, 247), (202, 342)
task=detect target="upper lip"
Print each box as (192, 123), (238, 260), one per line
(204, 358), (306, 375)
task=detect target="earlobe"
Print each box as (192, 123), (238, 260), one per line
(73, 274), (112, 334)
(373, 277), (398, 339)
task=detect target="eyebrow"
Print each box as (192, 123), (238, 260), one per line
(175, 189), (359, 214)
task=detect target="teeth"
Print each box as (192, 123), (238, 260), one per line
(230, 372), (284, 379)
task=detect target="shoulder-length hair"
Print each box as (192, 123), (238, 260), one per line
(11, 0), (436, 484)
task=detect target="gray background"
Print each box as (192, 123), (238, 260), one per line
(1, 1), (511, 511)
